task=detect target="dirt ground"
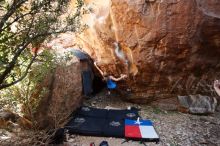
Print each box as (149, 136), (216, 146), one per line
(1, 90), (220, 146)
(66, 91), (220, 146)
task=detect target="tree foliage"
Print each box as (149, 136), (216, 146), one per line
(0, 0), (84, 90)
(0, 50), (56, 114)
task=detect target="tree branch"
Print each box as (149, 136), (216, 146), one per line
(0, 53), (38, 90)
(1, 11), (34, 31)
(0, 13), (36, 85)
(0, 0), (84, 89)
(0, 0), (28, 32)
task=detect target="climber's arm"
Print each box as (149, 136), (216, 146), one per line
(109, 74), (127, 82)
(94, 61), (104, 76)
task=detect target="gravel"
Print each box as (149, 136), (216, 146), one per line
(70, 90), (220, 146)
(1, 90), (220, 146)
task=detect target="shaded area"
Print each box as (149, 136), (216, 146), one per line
(92, 75), (106, 95)
(71, 49), (105, 96)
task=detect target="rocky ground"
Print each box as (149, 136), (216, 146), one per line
(69, 90), (220, 146)
(1, 90), (220, 146)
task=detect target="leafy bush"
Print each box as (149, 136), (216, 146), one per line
(0, 50), (56, 118)
(0, 0), (85, 123)
(0, 0), (84, 89)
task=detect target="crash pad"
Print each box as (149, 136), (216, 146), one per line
(82, 71), (93, 96)
(125, 119), (159, 143)
(65, 106), (139, 138)
(51, 106), (160, 144)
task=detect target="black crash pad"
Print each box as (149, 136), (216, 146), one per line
(82, 71), (93, 96)
(65, 106), (139, 138)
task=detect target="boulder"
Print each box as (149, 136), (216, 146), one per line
(177, 95), (217, 114)
(0, 110), (32, 129)
(72, 0), (220, 104)
(34, 56), (83, 129)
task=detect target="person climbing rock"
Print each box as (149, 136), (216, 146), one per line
(94, 61), (127, 95)
(214, 80), (220, 96)
(113, 42), (138, 76)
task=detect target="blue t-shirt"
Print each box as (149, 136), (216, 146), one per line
(107, 79), (117, 89)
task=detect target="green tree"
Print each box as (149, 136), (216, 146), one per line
(0, 0), (84, 90)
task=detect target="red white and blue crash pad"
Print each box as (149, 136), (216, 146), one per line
(125, 118), (159, 142)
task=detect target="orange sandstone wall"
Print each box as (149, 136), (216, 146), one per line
(75, 0), (220, 103)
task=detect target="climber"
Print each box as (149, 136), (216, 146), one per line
(94, 61), (127, 95)
(113, 42), (138, 76)
(214, 80), (220, 96)
(113, 42), (129, 65)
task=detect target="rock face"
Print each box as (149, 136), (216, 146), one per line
(0, 110), (32, 129)
(75, 0), (220, 104)
(178, 95), (217, 114)
(35, 57), (83, 129)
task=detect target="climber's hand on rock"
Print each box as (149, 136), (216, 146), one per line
(121, 74), (128, 79)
